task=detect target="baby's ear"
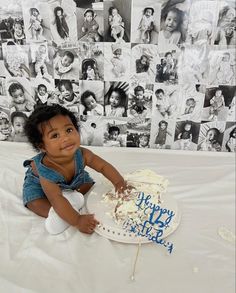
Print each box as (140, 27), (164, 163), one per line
(38, 143), (45, 152)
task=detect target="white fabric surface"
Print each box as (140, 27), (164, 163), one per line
(0, 141), (235, 293)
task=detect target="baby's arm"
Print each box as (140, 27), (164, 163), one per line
(40, 176), (99, 234)
(82, 147), (126, 192)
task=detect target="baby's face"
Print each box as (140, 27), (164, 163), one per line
(225, 8), (235, 22)
(160, 123), (167, 130)
(59, 85), (73, 100)
(156, 92), (164, 100)
(166, 54), (173, 62)
(85, 12), (93, 22)
(139, 135), (149, 147)
(32, 9), (38, 17)
(84, 95), (97, 110)
(14, 23), (23, 37)
(0, 118), (10, 134)
(141, 56), (148, 65)
(206, 129), (216, 141)
(165, 11), (178, 32)
(136, 90), (144, 101)
(39, 45), (46, 55)
(56, 10), (62, 17)
(222, 54), (230, 62)
(145, 9), (153, 17)
(186, 99), (195, 106)
(13, 116), (25, 134)
(12, 89), (25, 104)
(114, 49), (122, 57)
(87, 65), (92, 70)
(215, 90), (222, 97)
(112, 9), (118, 16)
(110, 131), (119, 141)
(184, 124), (191, 131)
(38, 86), (47, 96)
(62, 55), (73, 67)
(109, 91), (120, 107)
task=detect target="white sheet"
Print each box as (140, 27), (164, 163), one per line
(0, 142), (235, 293)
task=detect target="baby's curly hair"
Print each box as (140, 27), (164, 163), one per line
(24, 104), (79, 152)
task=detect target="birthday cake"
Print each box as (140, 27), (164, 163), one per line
(102, 169), (170, 226)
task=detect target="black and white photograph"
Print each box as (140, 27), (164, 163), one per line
(80, 80), (104, 116)
(77, 42), (104, 80)
(53, 46), (80, 80)
(213, 0), (236, 47)
(177, 44), (209, 85)
(153, 83), (181, 120)
(208, 48), (235, 86)
(30, 41), (54, 80)
(22, 0), (52, 42)
(176, 84), (205, 122)
(197, 121), (225, 151)
(6, 77), (35, 115)
(79, 114), (104, 146)
(103, 0), (132, 42)
(104, 81), (128, 117)
(131, 0), (160, 44)
(186, 0), (218, 46)
(77, 7), (104, 42)
(54, 78), (81, 116)
(131, 43), (159, 83)
(126, 118), (151, 148)
(155, 50), (179, 84)
(150, 117), (175, 149)
(31, 77), (55, 107)
(201, 86), (235, 122)
(103, 118), (127, 147)
(173, 120), (200, 151)
(127, 82), (153, 121)
(2, 43), (30, 79)
(49, 0), (77, 44)
(0, 106), (11, 141)
(222, 122), (236, 152)
(104, 42), (130, 81)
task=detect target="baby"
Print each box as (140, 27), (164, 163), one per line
(110, 44), (126, 78)
(155, 88), (176, 118)
(108, 7), (125, 42)
(13, 20), (25, 45)
(138, 133), (150, 148)
(129, 85), (147, 116)
(188, 10), (213, 45)
(216, 52), (234, 85)
(177, 121), (193, 150)
(155, 120), (169, 149)
(184, 98), (196, 114)
(8, 83), (34, 113)
(81, 90), (103, 116)
(138, 7), (155, 43)
(136, 54), (150, 73)
(54, 6), (69, 40)
(209, 89), (225, 121)
(0, 110), (11, 141)
(22, 104), (130, 235)
(86, 65), (96, 80)
(10, 111), (28, 142)
(55, 51), (75, 75)
(158, 8), (183, 50)
(81, 9), (101, 42)
(105, 88), (126, 117)
(225, 127), (236, 152)
(57, 80), (80, 114)
(29, 8), (43, 40)
(198, 128), (222, 151)
(104, 126), (122, 147)
(33, 44), (50, 79)
(35, 84), (49, 106)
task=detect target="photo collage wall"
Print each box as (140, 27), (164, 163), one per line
(0, 0), (235, 152)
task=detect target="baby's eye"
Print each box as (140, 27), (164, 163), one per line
(66, 127), (73, 133)
(51, 133), (59, 139)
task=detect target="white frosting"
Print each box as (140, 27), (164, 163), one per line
(102, 169), (170, 225)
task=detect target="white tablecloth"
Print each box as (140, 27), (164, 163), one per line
(0, 142), (235, 293)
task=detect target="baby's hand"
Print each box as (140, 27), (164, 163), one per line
(116, 181), (136, 199)
(76, 214), (99, 234)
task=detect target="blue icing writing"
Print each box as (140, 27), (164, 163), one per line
(123, 192), (175, 253)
